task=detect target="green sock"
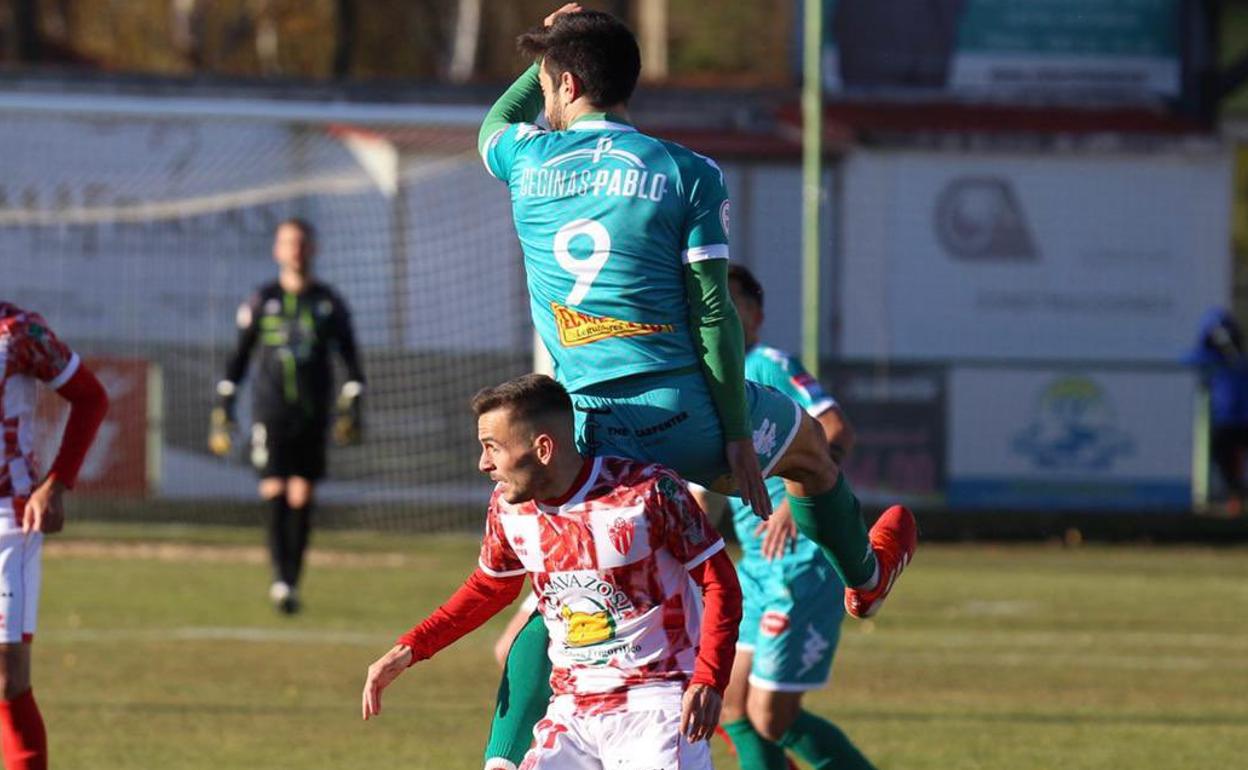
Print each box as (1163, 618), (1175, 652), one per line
(777, 710), (877, 770)
(787, 474), (877, 588)
(483, 612), (552, 766)
(722, 718), (788, 770)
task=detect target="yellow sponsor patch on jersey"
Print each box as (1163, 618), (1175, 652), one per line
(551, 302), (674, 347)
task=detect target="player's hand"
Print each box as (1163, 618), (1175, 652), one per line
(333, 383), (364, 446)
(208, 407), (234, 457)
(680, 683), (722, 743)
(332, 413), (361, 446)
(755, 500), (797, 561)
(544, 3), (582, 27)
(23, 476), (66, 535)
(362, 644), (413, 721)
(726, 437), (772, 520)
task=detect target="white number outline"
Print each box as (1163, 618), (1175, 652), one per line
(553, 218), (611, 306)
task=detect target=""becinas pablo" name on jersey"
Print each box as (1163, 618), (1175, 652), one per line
(516, 167), (668, 202)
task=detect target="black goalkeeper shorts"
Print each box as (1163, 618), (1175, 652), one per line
(249, 418), (328, 481)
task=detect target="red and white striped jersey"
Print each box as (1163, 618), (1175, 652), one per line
(0, 303), (79, 512)
(479, 455), (724, 713)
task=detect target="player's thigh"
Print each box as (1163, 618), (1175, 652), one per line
(0, 530), (38, 696)
(705, 382), (805, 496)
(728, 563), (766, 719)
(722, 647), (754, 723)
(600, 707), (712, 770)
(746, 687), (804, 742)
(519, 709), (597, 770)
(285, 477), (315, 509)
(286, 421), (328, 484)
(769, 408), (840, 495)
(747, 565), (843, 695)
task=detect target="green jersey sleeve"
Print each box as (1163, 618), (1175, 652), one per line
(479, 64), (547, 181)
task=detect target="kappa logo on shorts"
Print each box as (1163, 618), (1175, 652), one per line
(760, 610), (790, 638)
(607, 517), (635, 556)
(753, 418), (778, 457)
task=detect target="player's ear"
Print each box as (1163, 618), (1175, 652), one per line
(533, 432), (556, 466)
(560, 70), (581, 102)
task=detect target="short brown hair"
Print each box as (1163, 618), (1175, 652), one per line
(517, 11), (640, 108)
(728, 264), (764, 309)
(278, 217), (316, 242)
(471, 374), (573, 427)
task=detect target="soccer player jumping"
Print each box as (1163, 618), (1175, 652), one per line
(363, 374), (742, 769)
(476, 6), (916, 767)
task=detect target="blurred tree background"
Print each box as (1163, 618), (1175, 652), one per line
(0, 0), (795, 86)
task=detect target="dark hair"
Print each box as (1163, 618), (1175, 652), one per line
(472, 374), (573, 428)
(728, 264), (764, 309)
(517, 11), (641, 108)
(278, 217), (316, 242)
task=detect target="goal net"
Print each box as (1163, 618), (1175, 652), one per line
(3, 95), (532, 531)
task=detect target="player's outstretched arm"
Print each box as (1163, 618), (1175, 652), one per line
(363, 567), (524, 720)
(362, 644), (413, 720)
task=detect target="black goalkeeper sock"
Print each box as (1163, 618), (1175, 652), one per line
(285, 502), (313, 589)
(265, 496), (291, 585)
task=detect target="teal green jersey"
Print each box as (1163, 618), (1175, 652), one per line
(730, 345), (839, 565)
(482, 116), (730, 392)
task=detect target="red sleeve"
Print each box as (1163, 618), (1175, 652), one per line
(686, 549), (742, 694)
(49, 365), (109, 489)
(396, 567), (525, 664)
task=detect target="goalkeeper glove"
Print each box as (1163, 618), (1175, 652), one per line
(209, 381), (237, 457)
(333, 380), (364, 446)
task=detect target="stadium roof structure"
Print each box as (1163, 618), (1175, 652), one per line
(0, 69), (1224, 161)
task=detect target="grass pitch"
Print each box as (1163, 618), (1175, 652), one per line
(36, 524), (1248, 769)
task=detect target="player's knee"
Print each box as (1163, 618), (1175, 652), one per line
(777, 416), (838, 491)
(0, 646), (30, 700)
(748, 709), (794, 742)
(259, 478), (286, 501)
(747, 692), (800, 742)
(286, 479), (314, 509)
(720, 699), (747, 725)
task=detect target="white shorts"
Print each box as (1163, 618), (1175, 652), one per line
(0, 529), (42, 644)
(519, 696), (712, 770)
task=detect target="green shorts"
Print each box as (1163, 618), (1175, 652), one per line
(571, 369), (802, 490)
(737, 557), (844, 692)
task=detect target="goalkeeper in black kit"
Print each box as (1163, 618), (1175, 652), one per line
(209, 219), (365, 614)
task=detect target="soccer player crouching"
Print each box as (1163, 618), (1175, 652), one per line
(362, 374), (742, 768)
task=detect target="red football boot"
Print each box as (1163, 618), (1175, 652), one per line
(844, 505), (917, 619)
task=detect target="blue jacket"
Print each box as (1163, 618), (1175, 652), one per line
(1184, 308), (1248, 427)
